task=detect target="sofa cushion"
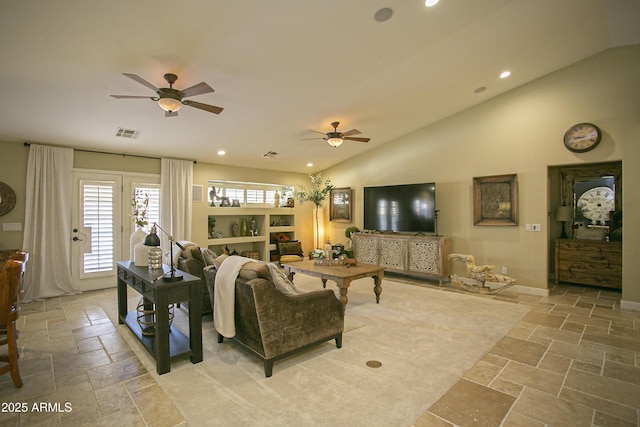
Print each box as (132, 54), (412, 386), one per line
(238, 262), (271, 281)
(213, 254), (229, 270)
(181, 246), (205, 265)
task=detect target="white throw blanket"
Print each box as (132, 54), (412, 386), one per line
(213, 256), (257, 338)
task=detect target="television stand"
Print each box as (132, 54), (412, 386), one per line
(352, 233), (451, 285)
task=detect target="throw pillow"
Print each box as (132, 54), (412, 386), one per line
(266, 263), (302, 296)
(201, 247), (218, 266)
(278, 241), (303, 256)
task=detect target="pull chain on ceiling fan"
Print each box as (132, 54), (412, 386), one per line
(110, 73), (224, 117)
(303, 121), (371, 147)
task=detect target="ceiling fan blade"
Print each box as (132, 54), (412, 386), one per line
(165, 111), (178, 117)
(183, 100), (224, 114)
(110, 95), (154, 99)
(344, 137), (370, 143)
(341, 129), (362, 137)
(301, 137), (327, 140)
(181, 82), (214, 98)
(308, 130), (328, 135)
(122, 73), (158, 92)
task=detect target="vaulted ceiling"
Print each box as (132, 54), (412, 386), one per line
(1, 0), (639, 172)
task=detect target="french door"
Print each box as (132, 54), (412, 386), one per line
(71, 171), (160, 291)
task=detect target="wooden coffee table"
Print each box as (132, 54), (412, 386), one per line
(282, 259), (384, 307)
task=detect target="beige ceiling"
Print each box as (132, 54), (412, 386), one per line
(1, 0), (639, 173)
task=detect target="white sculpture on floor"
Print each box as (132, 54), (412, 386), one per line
(447, 253), (516, 294)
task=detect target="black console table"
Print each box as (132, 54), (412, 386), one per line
(117, 261), (203, 374)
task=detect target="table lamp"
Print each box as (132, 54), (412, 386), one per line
(555, 206), (572, 239)
(144, 223), (185, 282)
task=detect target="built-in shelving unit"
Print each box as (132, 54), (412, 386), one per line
(206, 208), (296, 261)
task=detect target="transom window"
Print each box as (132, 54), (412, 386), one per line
(208, 180), (293, 207)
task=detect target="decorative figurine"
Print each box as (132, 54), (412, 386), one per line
(448, 253), (516, 294)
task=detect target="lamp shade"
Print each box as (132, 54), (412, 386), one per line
(157, 97), (183, 112)
(327, 137), (343, 147)
(556, 206), (572, 222)
(143, 225), (161, 246)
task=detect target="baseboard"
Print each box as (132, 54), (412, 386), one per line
(512, 285), (549, 297)
(620, 300), (640, 312)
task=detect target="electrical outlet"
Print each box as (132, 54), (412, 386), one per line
(501, 266), (507, 274)
(532, 224), (541, 232)
(525, 224), (531, 232)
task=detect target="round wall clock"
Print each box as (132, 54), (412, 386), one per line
(576, 186), (614, 224)
(563, 122), (602, 152)
(0, 182), (17, 216)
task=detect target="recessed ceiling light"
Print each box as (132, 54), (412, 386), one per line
(374, 7), (393, 22)
(499, 71), (511, 79)
(473, 86), (487, 94)
(425, 0), (439, 7)
(306, 163), (313, 167)
(217, 150), (225, 155)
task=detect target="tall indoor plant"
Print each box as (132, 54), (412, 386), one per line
(296, 173), (334, 249)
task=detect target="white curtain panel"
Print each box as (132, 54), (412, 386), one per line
(160, 158), (193, 254)
(22, 144), (79, 302)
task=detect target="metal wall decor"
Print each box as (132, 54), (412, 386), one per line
(473, 174), (519, 226)
(0, 182), (17, 216)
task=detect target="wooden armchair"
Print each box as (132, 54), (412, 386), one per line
(0, 254), (28, 388)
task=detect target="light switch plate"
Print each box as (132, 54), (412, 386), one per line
(2, 222), (22, 231)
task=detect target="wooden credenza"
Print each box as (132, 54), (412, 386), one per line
(554, 239), (622, 289)
(353, 233), (451, 284)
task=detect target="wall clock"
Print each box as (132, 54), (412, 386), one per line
(0, 182), (17, 216)
(563, 123), (602, 152)
(576, 186), (614, 224)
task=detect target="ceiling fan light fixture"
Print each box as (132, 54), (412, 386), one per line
(327, 137), (343, 147)
(158, 97), (183, 112)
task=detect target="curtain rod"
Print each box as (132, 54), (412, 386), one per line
(23, 142), (197, 164)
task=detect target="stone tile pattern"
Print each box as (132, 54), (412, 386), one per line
(0, 289), (185, 426)
(418, 284), (640, 427)
(2, 279), (639, 427)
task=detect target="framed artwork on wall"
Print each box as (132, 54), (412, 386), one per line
(330, 188), (352, 222)
(473, 174), (518, 226)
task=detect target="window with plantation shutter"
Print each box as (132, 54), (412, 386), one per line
(208, 180), (294, 207)
(82, 181), (115, 274)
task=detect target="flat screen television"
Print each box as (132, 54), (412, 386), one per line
(364, 183), (436, 233)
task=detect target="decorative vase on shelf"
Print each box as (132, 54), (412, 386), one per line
(239, 218), (248, 237)
(130, 227), (147, 261)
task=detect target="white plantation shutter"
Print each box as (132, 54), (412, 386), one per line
(82, 181), (115, 274)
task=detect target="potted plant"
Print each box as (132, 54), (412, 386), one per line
(296, 173), (334, 250)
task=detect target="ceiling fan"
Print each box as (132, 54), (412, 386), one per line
(110, 73), (224, 117)
(304, 122), (370, 147)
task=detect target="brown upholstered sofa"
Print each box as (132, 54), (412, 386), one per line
(204, 260), (344, 377)
(176, 245), (212, 316)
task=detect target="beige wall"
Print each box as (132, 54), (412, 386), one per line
(323, 45), (640, 304)
(0, 141), (29, 250)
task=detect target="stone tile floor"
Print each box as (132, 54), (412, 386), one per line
(413, 281), (640, 427)
(0, 281), (638, 426)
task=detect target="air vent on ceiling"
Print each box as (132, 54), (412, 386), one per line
(261, 151), (279, 158)
(115, 128), (141, 139)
